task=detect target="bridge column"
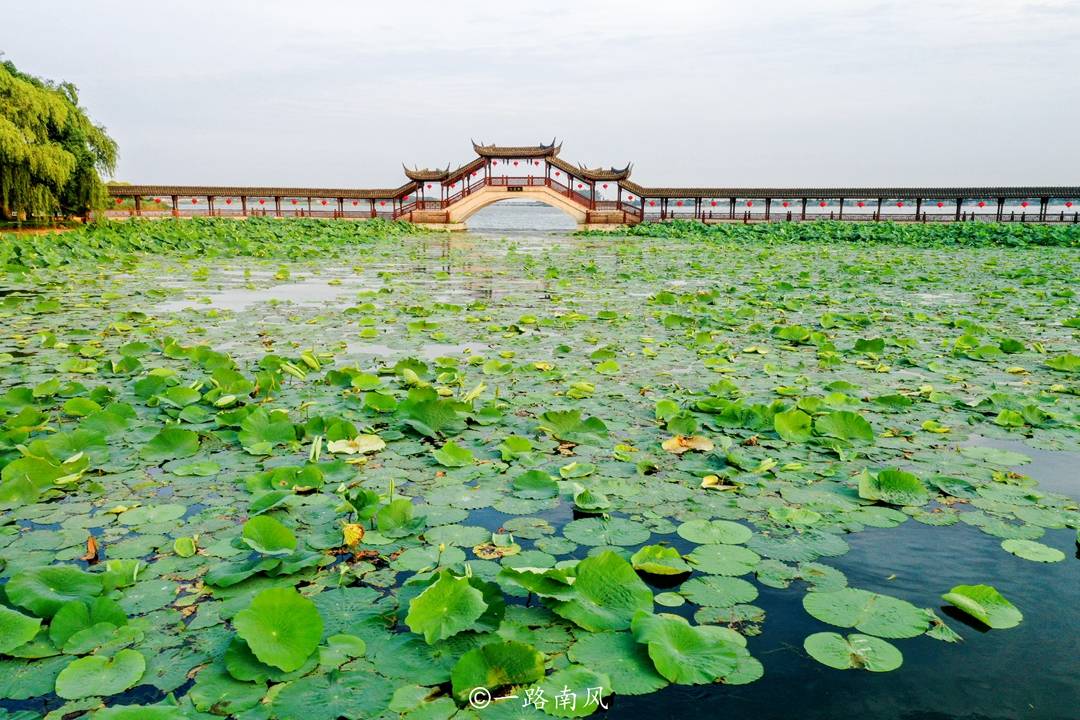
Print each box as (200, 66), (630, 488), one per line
(801, 198), (808, 221)
(875, 197), (883, 221)
(996, 197), (1005, 222)
(954, 198), (962, 221)
(838, 198), (844, 220)
(274, 197), (282, 217)
(134, 196), (142, 217)
(765, 198), (771, 220)
(241, 196), (248, 216)
(171, 195), (179, 217)
(1039, 197), (1049, 222)
(915, 198), (921, 221)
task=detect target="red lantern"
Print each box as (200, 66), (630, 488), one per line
(857, 201), (864, 208)
(114, 197), (122, 204)
(404, 196), (410, 201)
(191, 198), (198, 204)
(226, 198), (233, 205)
(291, 199), (298, 205)
(153, 197), (161, 203)
(978, 201), (986, 207)
(819, 201), (827, 207)
(711, 200), (718, 207)
(676, 200), (683, 207)
(320, 200), (327, 206)
(450, 183), (456, 188)
(380, 201), (386, 206)
(896, 201), (904, 208)
(746, 200), (753, 207)
(258, 199), (265, 205)
(602, 183), (608, 189)
(649, 200), (656, 206)
(1021, 201), (1029, 208)
(577, 183), (583, 189)
(472, 172), (477, 176)
(555, 171), (561, 177)
(627, 195), (634, 200)
(426, 184), (432, 189)
(1067, 201), (1074, 208)
(513, 161), (519, 166)
(534, 160), (540, 166)
(352, 201), (358, 206)
(782, 201), (790, 208)
(937, 201), (944, 208)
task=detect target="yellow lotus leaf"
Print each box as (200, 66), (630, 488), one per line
(343, 523), (365, 548)
(327, 434), (386, 455)
(661, 435), (715, 455)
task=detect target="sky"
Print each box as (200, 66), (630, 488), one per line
(4, 0), (1079, 188)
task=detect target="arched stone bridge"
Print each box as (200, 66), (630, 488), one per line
(108, 140), (1080, 228)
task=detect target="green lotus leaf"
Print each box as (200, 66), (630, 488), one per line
(803, 632), (903, 671)
(54, 649), (145, 699)
(547, 551), (654, 631)
(858, 468), (930, 507)
(686, 544), (761, 576)
(48, 596), (127, 649)
(173, 536), (197, 557)
(814, 410), (874, 443)
(773, 408), (812, 442)
(241, 515), (297, 555)
(941, 584), (1022, 629)
(450, 640), (545, 703)
(568, 631), (668, 695)
(537, 409), (609, 445)
(803, 588), (931, 638)
(431, 439), (475, 467)
(237, 408), (297, 455)
(6, 566), (104, 618)
(563, 517), (651, 547)
(233, 587), (324, 671)
(679, 575), (759, 607)
(524, 664), (613, 717)
(139, 426), (200, 461)
(0, 605), (42, 654)
(630, 611), (740, 684)
(398, 390), (464, 438)
(189, 665), (266, 715)
(405, 570), (489, 644)
(1045, 353), (1080, 373)
(376, 498), (426, 537)
(498, 566), (578, 600)
(512, 470), (559, 499)
(92, 705), (188, 720)
(676, 519), (752, 545)
(630, 545), (691, 575)
(0, 454), (90, 506)
(1000, 539), (1065, 563)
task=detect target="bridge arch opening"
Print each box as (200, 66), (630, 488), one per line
(464, 198), (578, 233)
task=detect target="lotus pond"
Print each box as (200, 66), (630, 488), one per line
(0, 216), (1078, 720)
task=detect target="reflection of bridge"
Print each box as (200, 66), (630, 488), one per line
(108, 140), (1080, 228)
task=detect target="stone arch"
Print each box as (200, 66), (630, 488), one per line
(445, 184), (588, 227)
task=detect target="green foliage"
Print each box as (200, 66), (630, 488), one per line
(580, 219), (1080, 248)
(0, 59), (117, 219)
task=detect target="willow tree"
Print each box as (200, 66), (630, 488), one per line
(0, 59), (117, 220)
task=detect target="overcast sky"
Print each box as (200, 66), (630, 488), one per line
(5, 0), (1079, 187)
